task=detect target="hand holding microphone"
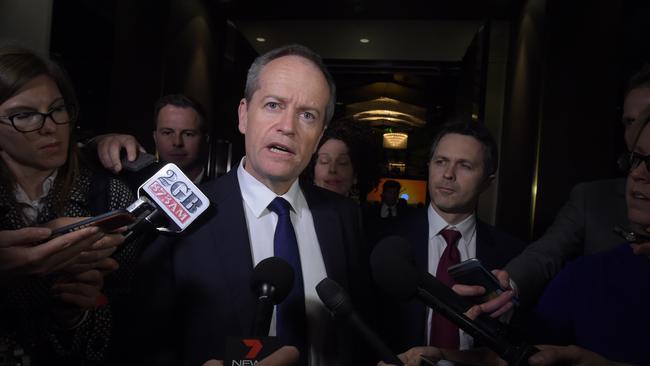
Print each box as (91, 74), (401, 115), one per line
(370, 236), (538, 366)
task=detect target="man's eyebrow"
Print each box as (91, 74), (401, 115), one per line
(264, 95), (288, 104)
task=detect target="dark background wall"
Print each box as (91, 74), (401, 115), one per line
(497, 0), (630, 241)
(45, 0), (650, 242)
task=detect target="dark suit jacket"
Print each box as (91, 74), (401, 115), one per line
(362, 199), (413, 247)
(134, 168), (370, 366)
(504, 178), (627, 307)
(376, 207), (526, 354)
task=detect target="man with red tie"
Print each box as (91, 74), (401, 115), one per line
(377, 121), (526, 363)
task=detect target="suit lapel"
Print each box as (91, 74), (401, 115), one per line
(412, 208), (430, 275)
(475, 220), (499, 270)
(304, 185), (349, 290)
(210, 170), (256, 331)
(409, 208), (430, 344)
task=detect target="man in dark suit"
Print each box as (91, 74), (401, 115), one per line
(378, 122), (526, 355)
(88, 93), (211, 191)
(133, 44), (370, 366)
(363, 179), (413, 245)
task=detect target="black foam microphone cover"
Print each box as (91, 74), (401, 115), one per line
(251, 256), (294, 304)
(370, 235), (420, 301)
(316, 278), (403, 365)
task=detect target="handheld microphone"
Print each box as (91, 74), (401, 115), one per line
(370, 236), (538, 366)
(316, 277), (403, 366)
(250, 257), (294, 336)
(124, 163), (210, 236)
(224, 257), (294, 366)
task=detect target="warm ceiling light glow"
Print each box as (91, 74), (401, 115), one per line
(355, 109), (416, 119)
(359, 38), (370, 43)
(383, 132), (408, 150)
(256, 37), (266, 42)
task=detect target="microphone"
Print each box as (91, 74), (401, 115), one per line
(316, 277), (403, 366)
(224, 257), (293, 365)
(250, 257), (294, 336)
(370, 236), (538, 366)
(124, 163), (210, 236)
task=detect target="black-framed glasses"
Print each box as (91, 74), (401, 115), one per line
(0, 104), (74, 133)
(620, 151), (650, 173)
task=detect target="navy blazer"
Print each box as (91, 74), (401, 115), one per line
(134, 168), (370, 366)
(375, 207), (526, 354)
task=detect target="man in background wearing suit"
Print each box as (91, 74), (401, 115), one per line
(134, 44), (369, 366)
(90, 93), (210, 188)
(378, 122), (526, 358)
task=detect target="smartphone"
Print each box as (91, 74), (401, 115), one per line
(121, 152), (156, 172)
(447, 258), (507, 304)
(49, 209), (136, 238)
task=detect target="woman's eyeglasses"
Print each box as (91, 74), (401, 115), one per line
(0, 104), (73, 133)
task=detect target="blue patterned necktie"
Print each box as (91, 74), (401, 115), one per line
(267, 197), (307, 362)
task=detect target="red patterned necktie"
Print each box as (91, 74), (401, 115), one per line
(429, 228), (461, 348)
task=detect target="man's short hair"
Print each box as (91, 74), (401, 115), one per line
(429, 122), (499, 178)
(244, 44), (336, 126)
(624, 64), (650, 98)
(382, 179), (401, 191)
(153, 94), (207, 134)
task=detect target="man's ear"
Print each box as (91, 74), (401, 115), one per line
(481, 174), (496, 192)
(237, 98), (248, 135)
(152, 130), (158, 146)
(313, 130), (325, 155)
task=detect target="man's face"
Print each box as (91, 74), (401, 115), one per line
(381, 187), (400, 206)
(622, 87), (650, 149)
(626, 123), (650, 228)
(153, 105), (204, 171)
(428, 133), (490, 219)
(238, 55), (329, 194)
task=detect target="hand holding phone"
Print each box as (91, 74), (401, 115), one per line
(49, 210), (136, 239)
(121, 152), (156, 172)
(448, 258), (507, 304)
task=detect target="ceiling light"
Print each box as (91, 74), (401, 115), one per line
(383, 132), (408, 150)
(359, 38), (370, 44)
(256, 37), (266, 43)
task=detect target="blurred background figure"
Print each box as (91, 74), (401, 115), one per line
(0, 44), (138, 365)
(378, 179), (409, 219)
(305, 118), (381, 201)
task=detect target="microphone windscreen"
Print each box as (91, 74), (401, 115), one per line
(370, 235), (419, 301)
(316, 277), (353, 316)
(250, 257), (294, 304)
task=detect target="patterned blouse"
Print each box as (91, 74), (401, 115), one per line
(0, 165), (141, 364)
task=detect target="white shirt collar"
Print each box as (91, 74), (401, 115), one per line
(427, 203), (476, 242)
(14, 170), (58, 224)
(193, 167), (206, 184)
(237, 157), (303, 219)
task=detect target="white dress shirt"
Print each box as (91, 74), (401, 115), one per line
(380, 202), (398, 218)
(426, 204), (477, 364)
(14, 170), (58, 224)
(238, 158), (331, 366)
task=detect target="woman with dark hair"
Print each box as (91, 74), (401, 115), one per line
(0, 45), (138, 364)
(307, 118), (382, 201)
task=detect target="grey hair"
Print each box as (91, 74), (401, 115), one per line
(244, 44), (336, 125)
